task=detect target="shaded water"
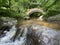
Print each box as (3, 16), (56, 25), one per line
(19, 19), (60, 30)
(0, 17), (60, 45)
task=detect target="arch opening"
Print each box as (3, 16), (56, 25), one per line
(29, 12), (42, 19)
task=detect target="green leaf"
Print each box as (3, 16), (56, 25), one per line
(44, 0), (56, 8)
(48, 0), (60, 11)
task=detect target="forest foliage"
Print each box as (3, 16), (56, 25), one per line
(0, 0), (60, 19)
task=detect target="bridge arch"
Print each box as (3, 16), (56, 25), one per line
(26, 8), (45, 16)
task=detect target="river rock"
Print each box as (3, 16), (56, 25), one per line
(0, 17), (17, 27)
(47, 14), (60, 22)
(27, 24), (60, 45)
(38, 15), (44, 21)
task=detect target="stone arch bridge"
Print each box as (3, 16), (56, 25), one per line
(26, 8), (45, 20)
(26, 8), (45, 16)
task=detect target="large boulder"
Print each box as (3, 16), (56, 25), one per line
(0, 17), (17, 27)
(47, 14), (60, 22)
(27, 24), (60, 45)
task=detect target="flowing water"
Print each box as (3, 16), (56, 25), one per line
(0, 17), (60, 45)
(0, 25), (27, 45)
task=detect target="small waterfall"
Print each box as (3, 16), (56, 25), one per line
(0, 17), (27, 45)
(0, 25), (27, 45)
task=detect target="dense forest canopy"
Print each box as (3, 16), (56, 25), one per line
(0, 0), (60, 20)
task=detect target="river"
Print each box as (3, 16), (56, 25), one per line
(0, 17), (60, 45)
